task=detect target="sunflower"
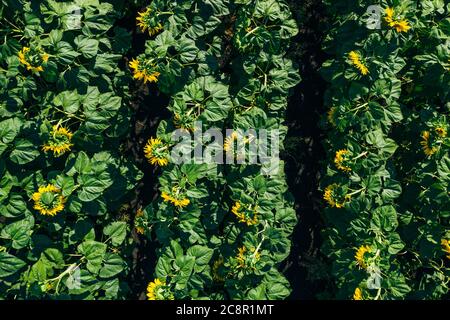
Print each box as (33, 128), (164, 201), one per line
(384, 7), (411, 33)
(146, 278), (174, 300)
(420, 131), (438, 156)
(212, 257), (226, 282)
(224, 131), (239, 152)
(334, 149), (352, 172)
(441, 239), (450, 260)
(435, 127), (447, 138)
(42, 125), (74, 156)
(144, 137), (169, 166)
(353, 288), (363, 300)
(129, 57), (160, 83)
(231, 201), (258, 226)
(348, 51), (369, 75)
(32, 184), (66, 216)
(236, 245), (260, 270)
(327, 107), (337, 126)
(323, 184), (350, 208)
(136, 7), (164, 36)
(18, 47), (49, 73)
(173, 112), (196, 132)
(135, 208), (145, 235)
(355, 245), (372, 269)
(161, 190), (190, 209)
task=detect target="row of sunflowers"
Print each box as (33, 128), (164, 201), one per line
(319, 0), (449, 299)
(131, 0), (301, 299)
(0, 0), (141, 298)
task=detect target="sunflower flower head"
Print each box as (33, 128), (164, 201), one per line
(161, 189), (190, 209)
(42, 125), (74, 156)
(441, 239), (450, 260)
(384, 7), (411, 33)
(18, 46), (49, 73)
(224, 131), (239, 152)
(32, 184), (65, 216)
(353, 287), (363, 300)
(135, 208), (145, 235)
(334, 149), (352, 172)
(144, 137), (170, 166)
(146, 278), (174, 300)
(173, 112), (196, 132)
(435, 126), (447, 138)
(136, 7), (164, 36)
(348, 51), (369, 75)
(236, 245), (261, 270)
(355, 245), (372, 269)
(129, 57), (160, 84)
(420, 130), (440, 156)
(212, 257), (226, 282)
(323, 184), (351, 208)
(327, 107), (337, 126)
(231, 201), (258, 226)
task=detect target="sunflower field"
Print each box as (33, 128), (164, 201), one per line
(0, 0), (448, 301)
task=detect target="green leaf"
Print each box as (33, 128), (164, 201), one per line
(74, 151), (91, 174)
(75, 36), (99, 59)
(371, 205), (398, 232)
(43, 248), (64, 268)
(2, 194), (29, 218)
(155, 256), (172, 278)
(53, 90), (80, 114)
(99, 254), (124, 278)
(0, 117), (22, 148)
(388, 233), (405, 254)
(382, 179), (402, 201)
(103, 222), (127, 246)
(77, 240), (107, 274)
(247, 284), (267, 299)
(77, 171), (111, 202)
(0, 216), (34, 249)
(186, 245), (213, 266)
(0, 252), (26, 278)
(9, 139), (39, 164)
(56, 41), (80, 65)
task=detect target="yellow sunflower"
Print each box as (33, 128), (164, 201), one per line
(32, 184), (65, 216)
(236, 245), (260, 269)
(146, 278), (174, 300)
(161, 190), (190, 209)
(42, 125), (74, 156)
(231, 201), (258, 226)
(327, 107), (337, 126)
(384, 7), (411, 33)
(129, 58), (160, 83)
(420, 131), (438, 156)
(334, 149), (352, 172)
(144, 137), (169, 166)
(353, 287), (363, 300)
(18, 47), (48, 73)
(224, 131), (239, 152)
(441, 239), (450, 260)
(212, 257), (225, 282)
(355, 245), (372, 269)
(435, 127), (447, 138)
(236, 246), (247, 268)
(135, 208), (145, 235)
(348, 51), (369, 75)
(323, 184), (350, 208)
(136, 7), (164, 36)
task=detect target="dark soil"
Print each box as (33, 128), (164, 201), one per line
(281, 0), (329, 300)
